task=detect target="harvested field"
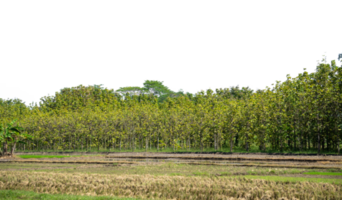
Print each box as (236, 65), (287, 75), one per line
(1, 171), (342, 200)
(1, 153), (342, 199)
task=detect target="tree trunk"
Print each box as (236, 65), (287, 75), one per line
(53, 140), (55, 152)
(86, 138), (88, 151)
(235, 133), (239, 146)
(200, 140), (203, 152)
(317, 131), (321, 154)
(188, 137), (191, 151)
(298, 136), (302, 152)
(3, 142), (8, 155)
(74, 136), (77, 151)
(172, 130), (175, 152)
(112, 137), (115, 151)
(220, 137), (222, 150)
(10, 142), (16, 157)
(149, 136), (151, 150)
(279, 137), (283, 151)
(245, 133), (249, 151)
(304, 134), (307, 151)
(157, 136), (159, 151)
(90, 138), (92, 152)
(275, 136), (278, 151)
(293, 131), (297, 151)
(332, 139), (335, 152)
(133, 136), (136, 151)
(230, 138), (233, 153)
(324, 137), (329, 150)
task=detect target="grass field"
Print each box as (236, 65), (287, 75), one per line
(0, 170), (341, 199)
(1, 155), (342, 199)
(17, 155), (72, 159)
(303, 171), (342, 176)
(16, 154), (105, 159)
(0, 190), (139, 200)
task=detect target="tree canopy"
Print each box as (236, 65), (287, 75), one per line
(2, 61), (342, 154)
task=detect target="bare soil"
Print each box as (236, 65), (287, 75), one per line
(1, 152), (341, 170)
(14, 151), (342, 160)
(106, 152), (342, 162)
(0, 152), (342, 168)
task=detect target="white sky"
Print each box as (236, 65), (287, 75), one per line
(0, 83), (35, 104)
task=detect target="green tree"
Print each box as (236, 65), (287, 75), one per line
(0, 119), (31, 156)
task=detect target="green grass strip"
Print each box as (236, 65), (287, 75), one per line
(303, 172), (342, 176)
(17, 155), (71, 159)
(15, 147), (342, 154)
(240, 175), (342, 185)
(0, 190), (139, 200)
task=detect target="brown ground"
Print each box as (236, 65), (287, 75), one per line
(106, 152), (342, 161)
(2, 160), (342, 180)
(3, 152), (341, 170)
(0, 153), (342, 182)
(105, 152), (342, 168)
(0, 155), (13, 160)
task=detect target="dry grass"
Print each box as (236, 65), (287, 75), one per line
(1, 160), (342, 200)
(0, 171), (341, 200)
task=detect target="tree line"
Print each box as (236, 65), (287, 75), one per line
(1, 60), (342, 154)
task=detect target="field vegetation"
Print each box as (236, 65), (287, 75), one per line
(0, 190), (138, 200)
(2, 58), (342, 199)
(16, 154), (104, 159)
(303, 171), (342, 176)
(1, 161), (342, 179)
(1, 162), (342, 199)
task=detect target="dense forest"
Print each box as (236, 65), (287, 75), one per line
(1, 60), (342, 154)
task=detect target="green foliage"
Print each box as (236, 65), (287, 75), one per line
(17, 155), (71, 159)
(2, 60), (342, 154)
(0, 119), (31, 156)
(303, 172), (342, 176)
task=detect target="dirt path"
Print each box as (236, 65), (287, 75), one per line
(2, 152), (341, 169)
(107, 153), (342, 161)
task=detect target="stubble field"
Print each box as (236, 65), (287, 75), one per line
(0, 153), (342, 200)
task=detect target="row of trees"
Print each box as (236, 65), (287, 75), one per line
(1, 60), (342, 154)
